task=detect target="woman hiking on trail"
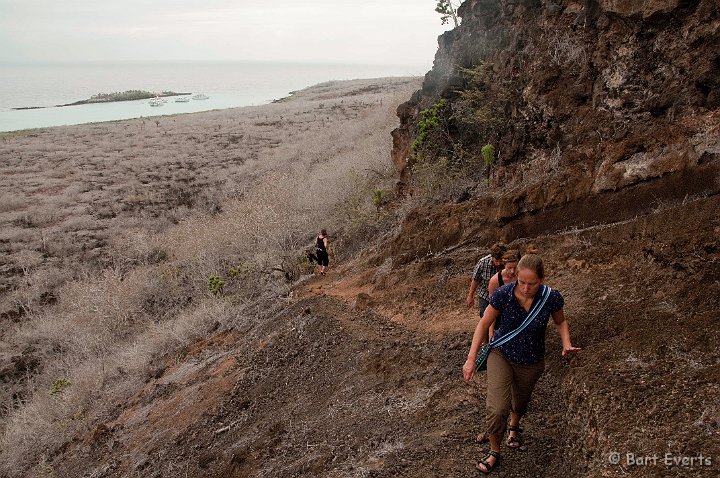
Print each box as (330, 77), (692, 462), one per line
(486, 249), (520, 339)
(462, 253), (580, 474)
(487, 250), (520, 298)
(487, 246), (538, 303)
(315, 229), (329, 275)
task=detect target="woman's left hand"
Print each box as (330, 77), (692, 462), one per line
(562, 345), (581, 356)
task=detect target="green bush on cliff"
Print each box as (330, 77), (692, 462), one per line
(406, 62), (516, 189)
(412, 99), (447, 151)
(481, 143), (495, 168)
(409, 65), (514, 188)
(451, 63), (514, 152)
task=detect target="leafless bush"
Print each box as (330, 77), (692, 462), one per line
(408, 158), (454, 198)
(0, 194), (27, 213)
(0, 77), (422, 475)
(29, 270), (147, 352)
(406, 156), (479, 206)
(548, 31), (587, 68)
(106, 230), (168, 272)
(3, 264), (65, 316)
(12, 208), (60, 229)
(331, 165), (400, 259)
(59, 214), (97, 233)
(1, 299), (234, 474)
(0, 227), (37, 250)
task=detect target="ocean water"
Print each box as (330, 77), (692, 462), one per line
(0, 61), (426, 132)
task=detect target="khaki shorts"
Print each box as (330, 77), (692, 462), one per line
(485, 349), (545, 436)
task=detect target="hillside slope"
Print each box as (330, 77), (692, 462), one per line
(6, 1), (719, 477)
(44, 190), (718, 477)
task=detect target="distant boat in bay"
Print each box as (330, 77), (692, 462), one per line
(174, 96), (191, 103)
(148, 96), (163, 107)
(192, 93), (209, 100)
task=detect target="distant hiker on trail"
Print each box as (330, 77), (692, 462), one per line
(462, 253), (580, 474)
(466, 242), (507, 315)
(314, 229), (329, 275)
(486, 249), (520, 338)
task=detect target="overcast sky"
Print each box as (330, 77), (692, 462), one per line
(0, 0), (454, 67)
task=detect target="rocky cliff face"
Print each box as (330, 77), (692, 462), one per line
(392, 0), (719, 220)
(381, 2), (720, 476)
(388, 0), (720, 270)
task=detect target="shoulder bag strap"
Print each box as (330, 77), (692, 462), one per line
(490, 285), (552, 348)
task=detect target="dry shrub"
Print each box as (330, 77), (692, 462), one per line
(12, 249), (44, 274)
(332, 165), (399, 259)
(0, 227), (37, 250)
(0, 251), (62, 318)
(0, 194), (27, 213)
(160, 169), (324, 300)
(2, 265), (65, 317)
(163, 128), (398, 282)
(1, 299), (235, 474)
(409, 158), (454, 197)
(58, 214), (97, 233)
(0, 77), (422, 475)
(10, 208), (60, 229)
(405, 156), (479, 206)
(547, 31), (587, 68)
(16, 264), (191, 366)
(60, 270), (144, 325)
(106, 229), (168, 272)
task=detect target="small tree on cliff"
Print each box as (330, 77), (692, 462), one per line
(435, 1), (460, 27)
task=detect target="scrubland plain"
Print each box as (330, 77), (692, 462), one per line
(0, 77), (421, 474)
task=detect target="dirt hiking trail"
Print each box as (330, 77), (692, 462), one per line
(47, 191), (720, 477)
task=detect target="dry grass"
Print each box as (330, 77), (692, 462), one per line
(2, 299), (233, 474)
(0, 76), (421, 475)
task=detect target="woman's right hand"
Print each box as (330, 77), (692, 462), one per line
(462, 357), (476, 382)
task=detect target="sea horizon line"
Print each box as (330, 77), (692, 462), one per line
(0, 59), (431, 70)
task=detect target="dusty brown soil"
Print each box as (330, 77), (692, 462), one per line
(3, 1), (720, 472)
(41, 184), (719, 477)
